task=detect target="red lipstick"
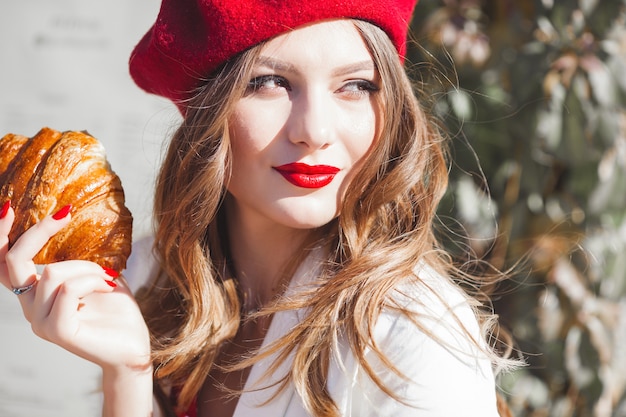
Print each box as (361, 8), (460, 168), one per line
(274, 162), (340, 189)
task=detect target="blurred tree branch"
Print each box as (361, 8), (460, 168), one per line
(411, 0), (626, 416)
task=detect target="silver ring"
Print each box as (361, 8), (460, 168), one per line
(12, 281), (37, 295)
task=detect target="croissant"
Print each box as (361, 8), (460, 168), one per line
(0, 127), (132, 271)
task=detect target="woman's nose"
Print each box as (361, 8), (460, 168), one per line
(286, 89), (333, 150)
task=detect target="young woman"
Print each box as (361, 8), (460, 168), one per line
(0, 1), (517, 416)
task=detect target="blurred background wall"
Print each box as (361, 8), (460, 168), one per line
(0, 1), (178, 415)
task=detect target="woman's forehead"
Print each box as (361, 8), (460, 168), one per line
(255, 20), (374, 68)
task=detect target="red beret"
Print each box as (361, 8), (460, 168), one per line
(129, 0), (418, 112)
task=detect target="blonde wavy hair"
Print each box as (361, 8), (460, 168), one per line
(136, 19), (513, 416)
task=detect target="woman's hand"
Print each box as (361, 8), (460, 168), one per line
(1, 202), (154, 415)
(0, 201), (151, 376)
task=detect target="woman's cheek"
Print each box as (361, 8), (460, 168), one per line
(347, 113), (378, 159)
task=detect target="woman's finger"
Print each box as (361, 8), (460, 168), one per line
(0, 200), (13, 245)
(0, 200), (15, 290)
(35, 272), (150, 370)
(4, 204), (72, 292)
(30, 263), (117, 342)
(28, 260), (116, 325)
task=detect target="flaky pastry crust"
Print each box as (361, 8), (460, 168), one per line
(0, 127), (132, 271)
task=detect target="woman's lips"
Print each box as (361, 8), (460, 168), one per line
(273, 162), (340, 189)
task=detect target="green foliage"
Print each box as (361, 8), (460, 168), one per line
(410, 0), (626, 416)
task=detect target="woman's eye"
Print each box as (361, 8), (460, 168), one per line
(339, 80), (379, 98)
(246, 75), (290, 94)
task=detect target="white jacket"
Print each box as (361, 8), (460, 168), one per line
(126, 238), (500, 417)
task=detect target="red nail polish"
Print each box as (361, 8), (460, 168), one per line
(0, 201), (10, 219)
(105, 280), (117, 288)
(52, 204), (72, 220)
(102, 266), (120, 279)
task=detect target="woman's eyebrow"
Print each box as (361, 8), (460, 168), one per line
(255, 57), (296, 73)
(255, 57), (375, 77)
(331, 60), (375, 77)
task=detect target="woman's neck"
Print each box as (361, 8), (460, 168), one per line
(224, 202), (314, 310)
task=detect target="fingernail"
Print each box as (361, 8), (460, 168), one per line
(105, 280), (117, 288)
(102, 266), (120, 279)
(52, 204), (72, 220)
(0, 200), (10, 219)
